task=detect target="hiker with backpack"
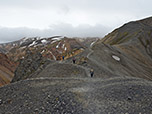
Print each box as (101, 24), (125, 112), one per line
(90, 69), (94, 77)
(62, 56), (65, 60)
(72, 57), (76, 64)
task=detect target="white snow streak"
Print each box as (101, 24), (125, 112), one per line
(49, 51), (56, 60)
(29, 41), (37, 47)
(62, 44), (65, 48)
(65, 47), (67, 51)
(90, 39), (98, 47)
(51, 40), (57, 44)
(41, 50), (45, 54)
(56, 42), (61, 48)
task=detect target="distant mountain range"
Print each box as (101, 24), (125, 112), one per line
(0, 16), (152, 113)
(0, 36), (98, 61)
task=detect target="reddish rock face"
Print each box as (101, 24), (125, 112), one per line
(1, 37), (91, 62)
(0, 53), (17, 86)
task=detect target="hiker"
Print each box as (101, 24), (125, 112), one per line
(72, 57), (76, 64)
(90, 69), (94, 77)
(62, 56), (65, 60)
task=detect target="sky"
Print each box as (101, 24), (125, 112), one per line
(0, 0), (152, 43)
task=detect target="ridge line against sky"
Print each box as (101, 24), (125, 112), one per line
(0, 0), (152, 43)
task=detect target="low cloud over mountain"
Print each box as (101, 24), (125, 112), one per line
(0, 23), (110, 43)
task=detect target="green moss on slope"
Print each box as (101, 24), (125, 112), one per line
(109, 32), (129, 45)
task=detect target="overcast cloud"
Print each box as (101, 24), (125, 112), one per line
(0, 0), (152, 43)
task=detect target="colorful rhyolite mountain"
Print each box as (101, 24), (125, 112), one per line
(0, 36), (98, 86)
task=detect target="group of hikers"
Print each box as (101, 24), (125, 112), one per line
(62, 56), (76, 64)
(62, 56), (94, 77)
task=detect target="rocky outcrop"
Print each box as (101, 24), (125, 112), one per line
(11, 52), (50, 83)
(0, 53), (17, 86)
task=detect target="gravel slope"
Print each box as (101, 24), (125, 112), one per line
(0, 77), (152, 114)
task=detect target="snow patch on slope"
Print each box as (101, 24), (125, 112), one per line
(65, 47), (67, 51)
(56, 42), (61, 48)
(62, 44), (65, 48)
(51, 36), (64, 44)
(41, 39), (47, 44)
(52, 38), (61, 41)
(112, 55), (120, 61)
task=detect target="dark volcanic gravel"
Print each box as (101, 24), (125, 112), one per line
(0, 77), (152, 114)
